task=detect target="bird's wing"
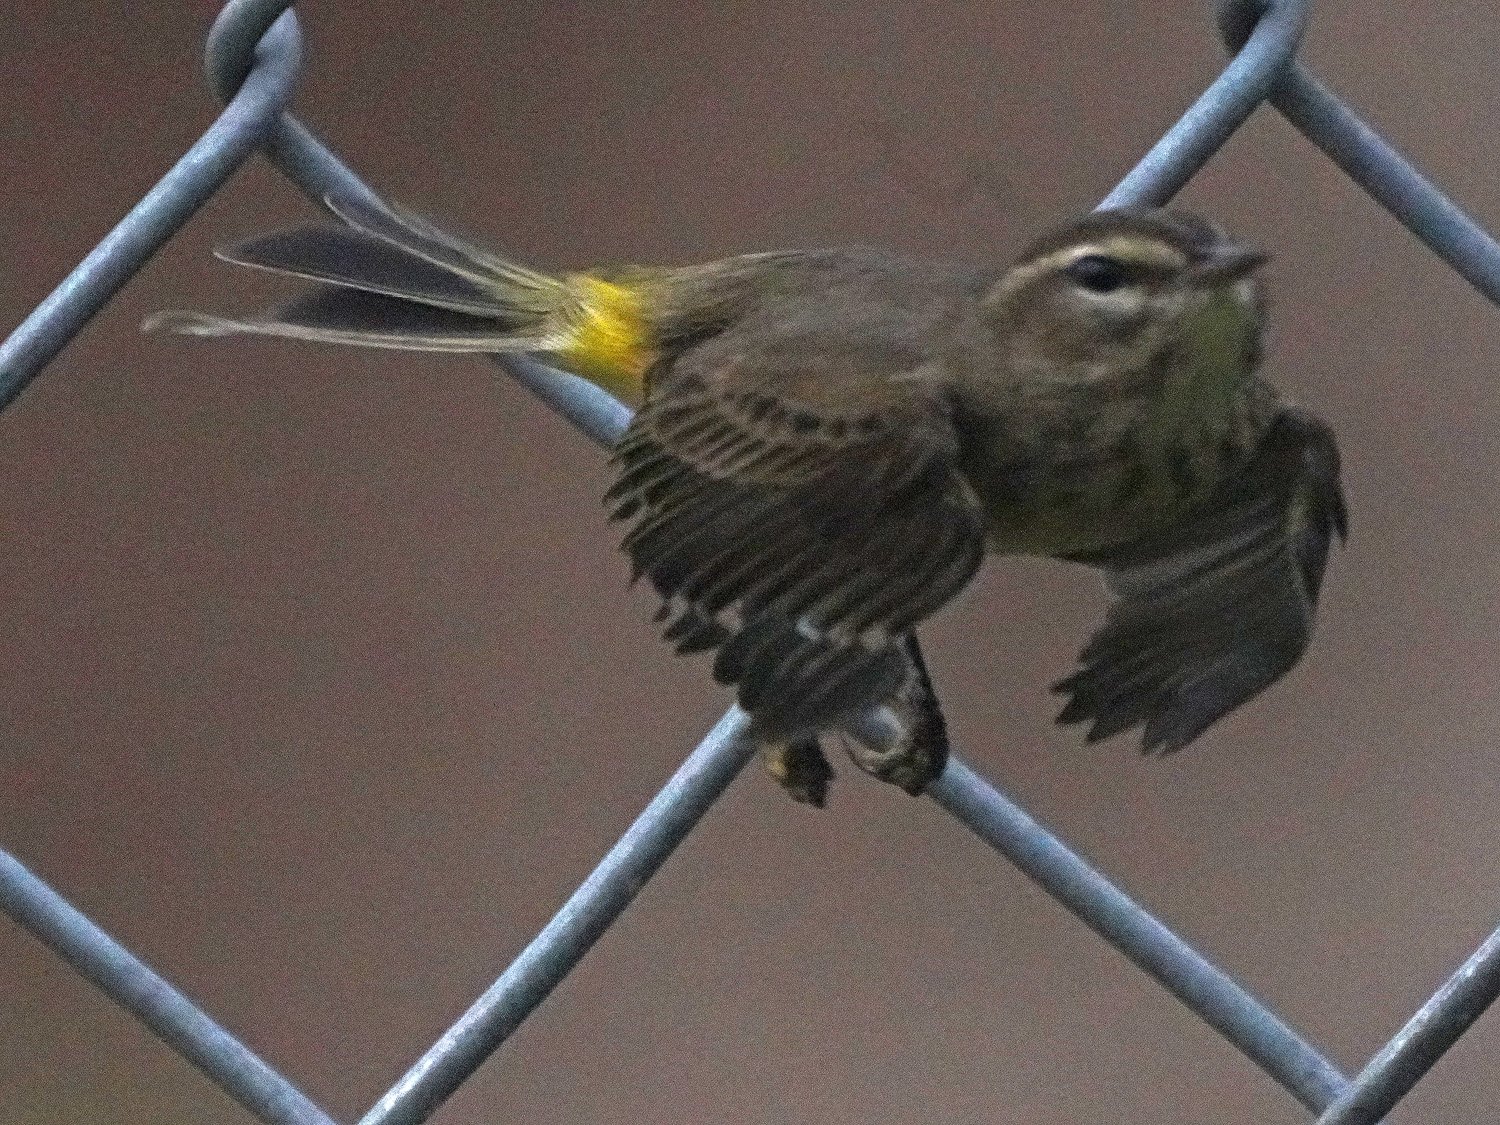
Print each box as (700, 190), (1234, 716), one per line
(609, 337), (987, 739)
(1055, 405), (1347, 753)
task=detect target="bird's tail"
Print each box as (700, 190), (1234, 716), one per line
(144, 193), (653, 404)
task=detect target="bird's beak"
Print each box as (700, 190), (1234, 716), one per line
(1192, 243), (1268, 283)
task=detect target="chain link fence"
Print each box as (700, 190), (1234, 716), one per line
(4, 1), (1500, 1121)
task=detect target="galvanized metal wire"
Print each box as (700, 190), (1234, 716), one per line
(1314, 925), (1500, 1125)
(0, 850), (339, 1125)
(0, 4), (303, 409)
(4, 2), (1500, 1123)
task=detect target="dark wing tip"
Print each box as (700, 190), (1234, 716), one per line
(1053, 694), (1092, 726)
(1331, 488), (1350, 542)
(1139, 732), (1182, 756)
(1055, 675), (1224, 754)
(1138, 709), (1207, 756)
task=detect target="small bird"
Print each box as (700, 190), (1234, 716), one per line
(148, 194), (1347, 805)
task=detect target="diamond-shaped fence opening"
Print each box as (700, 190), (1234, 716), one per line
(5, 1), (1500, 1122)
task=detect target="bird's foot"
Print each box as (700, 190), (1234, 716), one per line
(840, 733), (943, 795)
(760, 737), (833, 808)
(839, 635), (950, 795)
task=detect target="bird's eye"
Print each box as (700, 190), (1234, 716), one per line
(1063, 254), (1132, 294)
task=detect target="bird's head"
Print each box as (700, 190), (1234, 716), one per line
(981, 208), (1267, 385)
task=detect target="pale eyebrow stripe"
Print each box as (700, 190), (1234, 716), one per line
(1037, 237), (1190, 273)
(990, 236), (1189, 300)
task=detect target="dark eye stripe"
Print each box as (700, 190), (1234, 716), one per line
(1062, 254), (1136, 294)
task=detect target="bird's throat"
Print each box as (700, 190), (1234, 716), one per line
(966, 312), (1261, 557)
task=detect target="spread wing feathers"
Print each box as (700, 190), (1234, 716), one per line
(608, 375), (986, 739)
(143, 193), (569, 350)
(1055, 406), (1347, 754)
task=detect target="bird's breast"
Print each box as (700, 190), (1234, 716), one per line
(958, 387), (1261, 557)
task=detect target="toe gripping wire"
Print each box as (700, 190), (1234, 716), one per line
(4, 2), (1500, 1123)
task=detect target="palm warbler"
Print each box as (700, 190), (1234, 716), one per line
(148, 195), (1346, 805)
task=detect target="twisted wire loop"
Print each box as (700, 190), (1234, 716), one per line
(203, 1), (383, 214)
(1101, 0), (1312, 208)
(4, 1), (1500, 1123)
(0, 1), (302, 410)
(1213, 1), (1500, 305)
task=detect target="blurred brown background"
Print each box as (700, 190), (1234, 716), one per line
(6, 1), (1500, 1122)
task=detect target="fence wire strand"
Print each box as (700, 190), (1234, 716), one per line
(0, 850), (338, 1125)
(360, 710), (756, 1125)
(5, 2), (1500, 1123)
(0, 4), (303, 410)
(929, 762), (1348, 1113)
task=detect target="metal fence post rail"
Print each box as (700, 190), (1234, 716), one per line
(5, 1), (1500, 1122)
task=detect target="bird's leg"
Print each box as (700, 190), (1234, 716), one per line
(840, 634), (951, 795)
(760, 737), (834, 808)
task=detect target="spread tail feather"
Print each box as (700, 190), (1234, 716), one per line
(144, 193), (573, 354)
